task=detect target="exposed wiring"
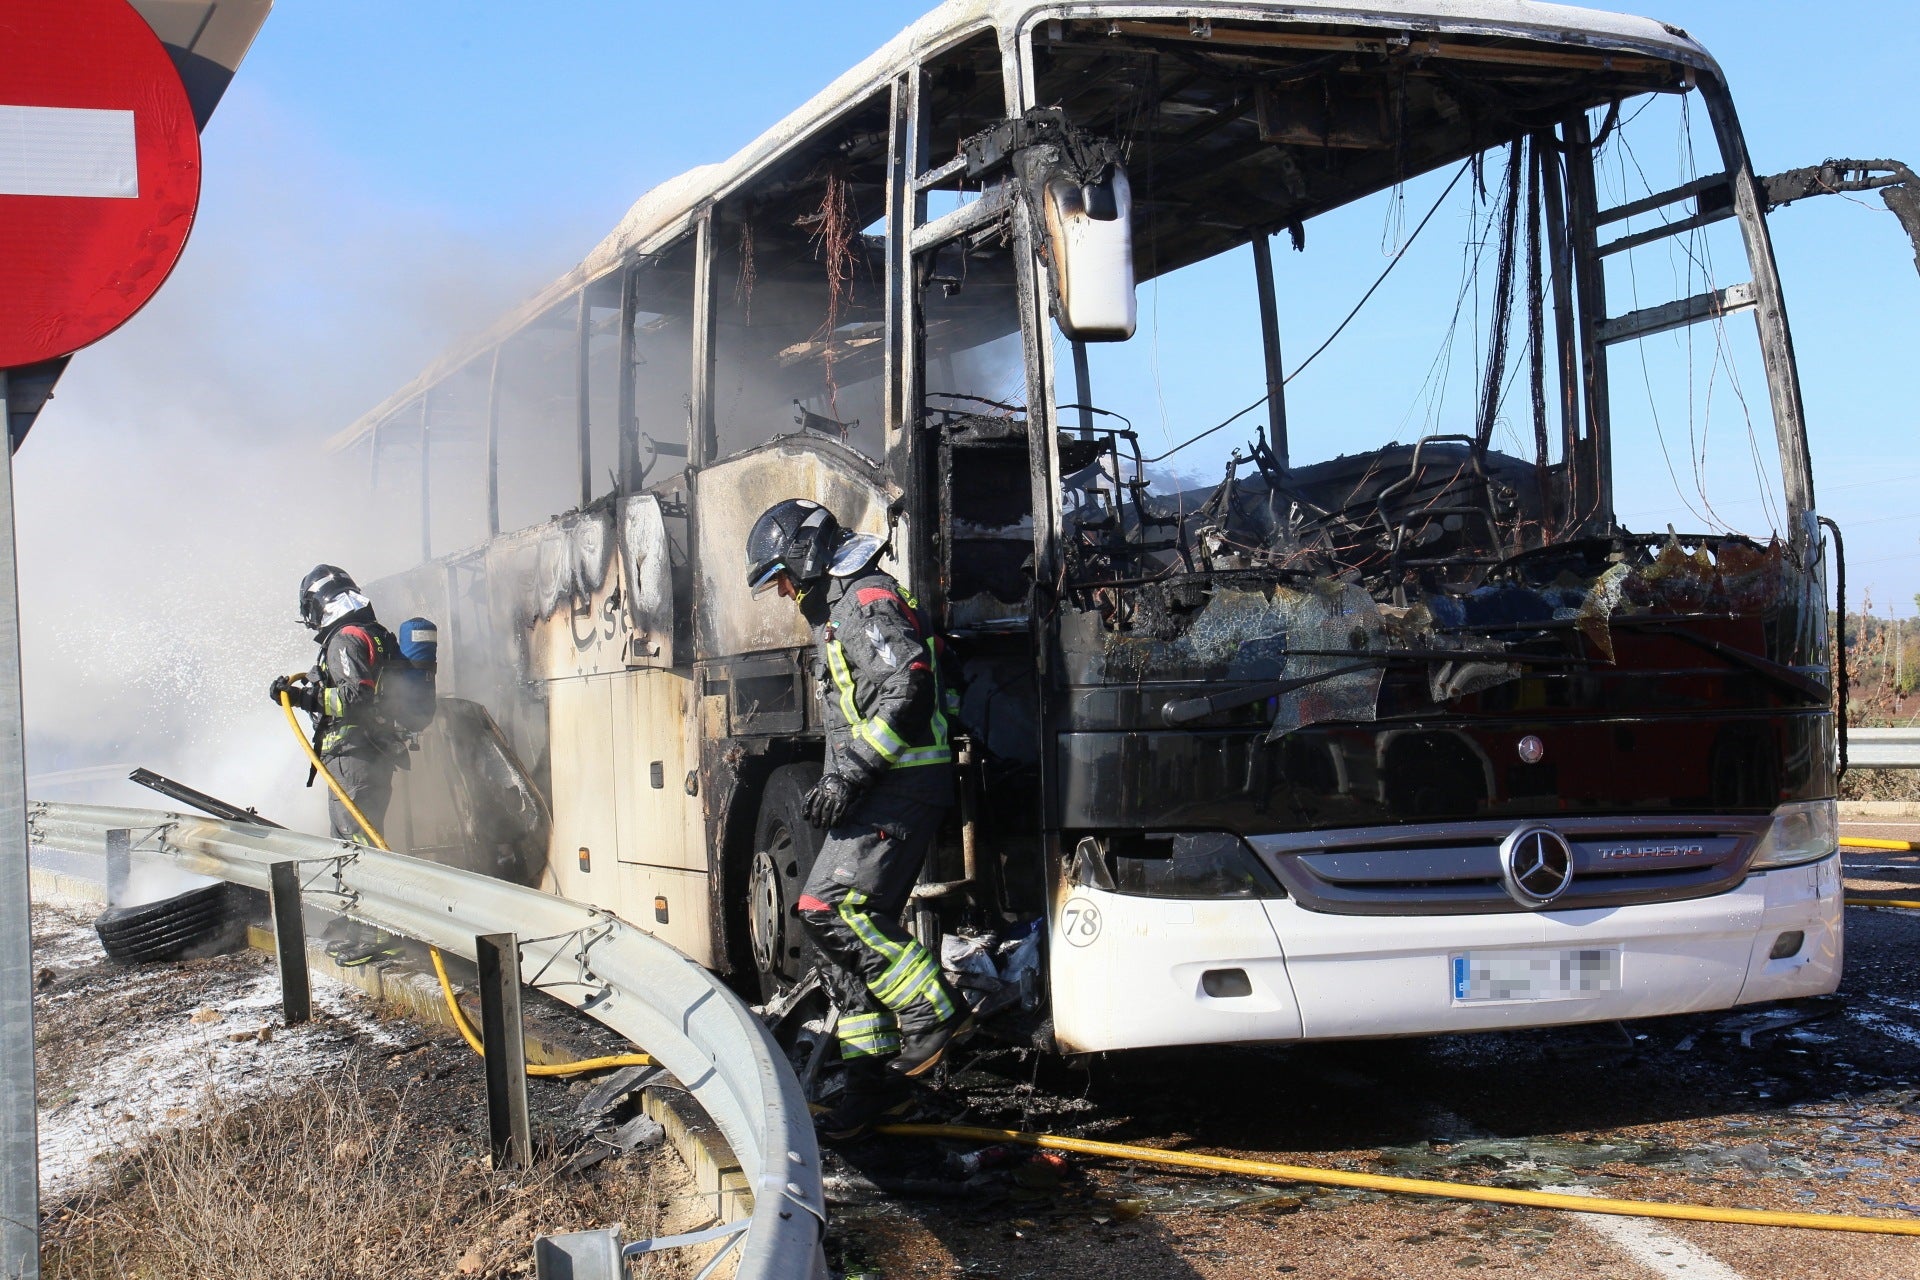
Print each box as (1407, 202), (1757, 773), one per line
(878, 1123), (1920, 1236)
(1142, 158), (1473, 465)
(1286, 159), (1474, 391)
(279, 683), (650, 1078)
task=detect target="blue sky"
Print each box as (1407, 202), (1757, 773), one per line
(224, 0), (1920, 599)
(13, 1), (1920, 807)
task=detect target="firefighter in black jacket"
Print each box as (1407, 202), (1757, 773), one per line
(745, 499), (972, 1138)
(268, 564), (406, 847)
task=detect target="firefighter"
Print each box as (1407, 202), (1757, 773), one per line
(745, 499), (972, 1138)
(268, 565), (410, 964)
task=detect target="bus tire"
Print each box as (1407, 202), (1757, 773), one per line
(747, 762), (824, 1000)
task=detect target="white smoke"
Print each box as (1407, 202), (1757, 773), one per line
(13, 91), (575, 834)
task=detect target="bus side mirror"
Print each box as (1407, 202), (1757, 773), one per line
(1040, 163), (1136, 341)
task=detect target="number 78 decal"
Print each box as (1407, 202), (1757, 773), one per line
(1060, 897), (1103, 947)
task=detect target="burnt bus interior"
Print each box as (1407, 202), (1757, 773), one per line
(332, 9), (1839, 1002)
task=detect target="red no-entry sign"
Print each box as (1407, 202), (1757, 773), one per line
(0, 0), (202, 368)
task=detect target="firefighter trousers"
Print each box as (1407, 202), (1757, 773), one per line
(326, 753), (396, 845)
(795, 791), (962, 1062)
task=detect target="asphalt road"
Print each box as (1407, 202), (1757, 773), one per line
(832, 828), (1920, 1280)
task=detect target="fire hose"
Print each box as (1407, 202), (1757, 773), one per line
(1842, 837), (1920, 852)
(279, 681), (650, 1077)
(1840, 833), (1920, 907)
(880, 896), (1920, 1237)
(876, 1123), (1920, 1236)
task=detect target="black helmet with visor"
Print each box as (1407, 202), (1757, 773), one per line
(744, 499), (839, 596)
(298, 564), (369, 633)
(744, 499), (887, 597)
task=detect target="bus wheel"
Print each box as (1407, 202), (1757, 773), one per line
(747, 763), (823, 1000)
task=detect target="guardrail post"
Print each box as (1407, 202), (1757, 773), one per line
(104, 828), (129, 907)
(267, 861), (309, 1026)
(476, 932), (531, 1168)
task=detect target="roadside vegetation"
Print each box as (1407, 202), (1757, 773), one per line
(32, 905), (702, 1280)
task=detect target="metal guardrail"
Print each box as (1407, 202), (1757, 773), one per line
(25, 802), (826, 1280)
(1846, 729), (1920, 770)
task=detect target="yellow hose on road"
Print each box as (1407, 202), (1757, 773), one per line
(280, 684), (649, 1077)
(1841, 836), (1919, 852)
(879, 1123), (1920, 1236)
(1846, 897), (1920, 910)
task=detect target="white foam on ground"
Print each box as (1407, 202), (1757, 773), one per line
(34, 907), (413, 1197)
(1867, 992), (1920, 1018)
(1570, 1209), (1748, 1280)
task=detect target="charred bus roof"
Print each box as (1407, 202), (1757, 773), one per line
(328, 0), (1716, 456)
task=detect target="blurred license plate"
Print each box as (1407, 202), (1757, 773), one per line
(1451, 948), (1620, 1002)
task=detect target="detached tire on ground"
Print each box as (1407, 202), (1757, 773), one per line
(746, 763), (825, 1000)
(93, 882), (248, 964)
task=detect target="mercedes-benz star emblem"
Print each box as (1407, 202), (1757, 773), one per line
(1498, 824), (1576, 907)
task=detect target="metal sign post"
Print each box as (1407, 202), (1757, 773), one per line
(0, 372), (41, 1280)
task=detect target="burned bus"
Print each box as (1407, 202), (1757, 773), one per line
(331, 0), (1892, 1054)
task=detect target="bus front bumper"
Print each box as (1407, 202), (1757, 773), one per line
(1046, 854), (1842, 1054)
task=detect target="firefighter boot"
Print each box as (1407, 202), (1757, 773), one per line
(815, 1059), (913, 1143)
(891, 1009), (975, 1078)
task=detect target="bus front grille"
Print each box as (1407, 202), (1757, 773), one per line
(1246, 815), (1772, 916)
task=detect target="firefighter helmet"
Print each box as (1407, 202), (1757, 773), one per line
(744, 499), (840, 595)
(745, 500), (885, 595)
(297, 564), (370, 632)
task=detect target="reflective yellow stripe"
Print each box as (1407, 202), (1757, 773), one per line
(867, 717), (912, 760)
(838, 894), (952, 1019)
(838, 1010), (902, 1056)
(322, 686), (346, 717)
(874, 949), (940, 1008)
(902, 586), (954, 766)
(840, 1011), (897, 1032)
(837, 892), (906, 966)
(824, 614), (953, 771)
(825, 641), (896, 760)
(839, 1027), (902, 1058)
(920, 974), (956, 1021)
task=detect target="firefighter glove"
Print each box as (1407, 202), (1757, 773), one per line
(270, 675), (319, 713)
(803, 770), (867, 830)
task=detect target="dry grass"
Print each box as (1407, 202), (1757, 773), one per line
(1840, 768), (1920, 804)
(40, 1062), (684, 1280)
